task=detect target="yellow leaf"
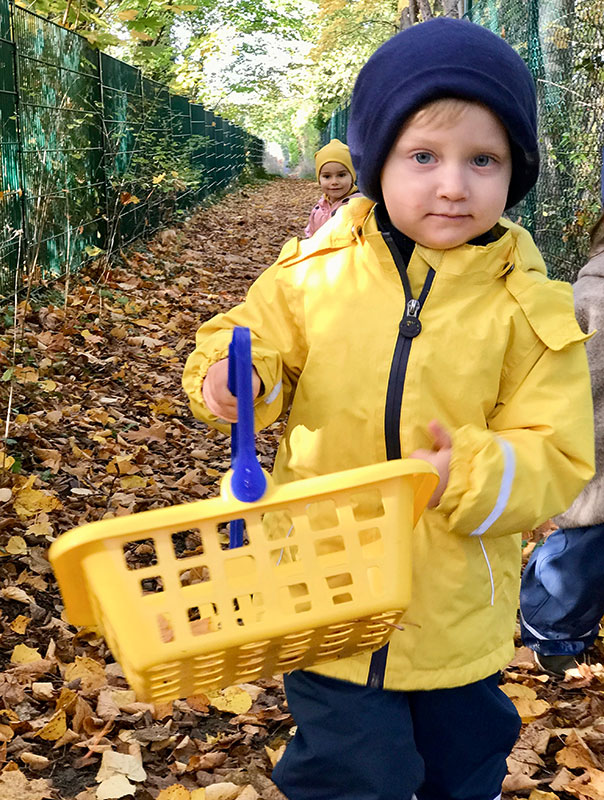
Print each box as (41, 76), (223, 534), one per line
(37, 709), (67, 741)
(172, 4), (198, 9)
(107, 457), (139, 475)
(206, 686), (253, 715)
(150, 400), (177, 416)
(157, 787), (191, 800)
(1, 455), (15, 471)
(205, 468), (221, 477)
(190, 791), (206, 800)
(13, 479), (62, 519)
(10, 615), (30, 634)
(64, 656), (107, 693)
(117, 9), (138, 19)
(159, 347), (176, 357)
(152, 173), (166, 185)
(39, 380), (57, 392)
(511, 697), (550, 722)
(528, 791), (560, 800)
(500, 683), (537, 699)
(5, 535), (27, 555)
(15, 414), (28, 424)
(10, 643), (40, 665)
(119, 475), (148, 490)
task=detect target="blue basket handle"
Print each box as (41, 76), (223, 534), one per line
(227, 327), (267, 547)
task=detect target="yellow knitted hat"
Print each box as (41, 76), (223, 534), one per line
(314, 138), (356, 182)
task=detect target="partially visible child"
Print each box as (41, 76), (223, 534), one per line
(304, 138), (360, 237)
(184, 18), (594, 800)
(520, 213), (604, 676)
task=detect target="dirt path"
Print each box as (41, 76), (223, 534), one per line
(0, 176), (603, 800)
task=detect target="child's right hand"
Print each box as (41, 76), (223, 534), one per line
(202, 358), (261, 422)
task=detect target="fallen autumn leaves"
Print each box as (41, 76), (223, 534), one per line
(0, 178), (317, 799)
(0, 177), (603, 799)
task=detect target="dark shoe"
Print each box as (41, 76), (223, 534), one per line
(534, 652), (580, 677)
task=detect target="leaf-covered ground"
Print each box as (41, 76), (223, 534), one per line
(0, 177), (603, 800)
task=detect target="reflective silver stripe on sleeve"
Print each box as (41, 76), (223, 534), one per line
(470, 437), (516, 537)
(264, 380), (282, 404)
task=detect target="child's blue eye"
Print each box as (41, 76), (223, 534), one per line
(473, 154), (492, 167)
(414, 153), (433, 164)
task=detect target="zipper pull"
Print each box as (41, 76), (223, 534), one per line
(399, 298), (422, 338)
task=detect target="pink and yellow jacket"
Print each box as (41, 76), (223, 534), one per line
(304, 190), (361, 238)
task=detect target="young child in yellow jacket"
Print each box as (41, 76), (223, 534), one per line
(183, 18), (594, 800)
(304, 138), (360, 237)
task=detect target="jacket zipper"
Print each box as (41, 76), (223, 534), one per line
(367, 231), (435, 689)
(382, 232), (435, 460)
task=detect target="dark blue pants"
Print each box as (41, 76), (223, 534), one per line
(272, 670), (520, 800)
(520, 524), (604, 656)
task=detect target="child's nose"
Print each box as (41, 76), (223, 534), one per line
(436, 165), (469, 200)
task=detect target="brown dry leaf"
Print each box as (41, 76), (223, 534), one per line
(502, 772), (544, 792)
(550, 767), (578, 792)
(556, 730), (600, 770)
(185, 695), (209, 713)
(0, 767), (53, 799)
(96, 774), (136, 799)
(26, 516), (54, 537)
(1, 586), (34, 604)
(124, 422), (167, 443)
(567, 768), (604, 800)
(204, 784), (240, 800)
(64, 656), (107, 694)
(37, 710), (67, 741)
(265, 744), (286, 767)
(19, 753), (50, 771)
(10, 644), (42, 664)
(96, 750), (146, 783)
(237, 788), (259, 800)
(0, 725), (14, 743)
(528, 791), (560, 800)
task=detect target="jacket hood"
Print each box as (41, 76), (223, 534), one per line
(577, 250), (604, 281)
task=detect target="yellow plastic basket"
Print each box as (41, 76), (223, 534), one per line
(50, 459), (437, 702)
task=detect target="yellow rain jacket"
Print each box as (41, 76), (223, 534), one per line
(183, 198), (594, 691)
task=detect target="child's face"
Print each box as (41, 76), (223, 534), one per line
(380, 102), (512, 249)
(319, 161), (353, 203)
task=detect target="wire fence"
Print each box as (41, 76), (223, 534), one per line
(0, 0), (263, 299)
(321, 0), (603, 282)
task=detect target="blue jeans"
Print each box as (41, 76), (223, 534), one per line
(272, 670), (520, 800)
(520, 524), (604, 656)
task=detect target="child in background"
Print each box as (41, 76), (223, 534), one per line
(304, 138), (360, 237)
(184, 18), (594, 800)
(520, 212), (604, 677)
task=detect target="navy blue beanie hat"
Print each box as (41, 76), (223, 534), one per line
(348, 18), (539, 210)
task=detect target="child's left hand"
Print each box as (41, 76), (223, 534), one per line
(410, 420), (452, 508)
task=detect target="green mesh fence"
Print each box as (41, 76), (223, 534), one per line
(322, 1), (603, 282)
(0, 1), (264, 299)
